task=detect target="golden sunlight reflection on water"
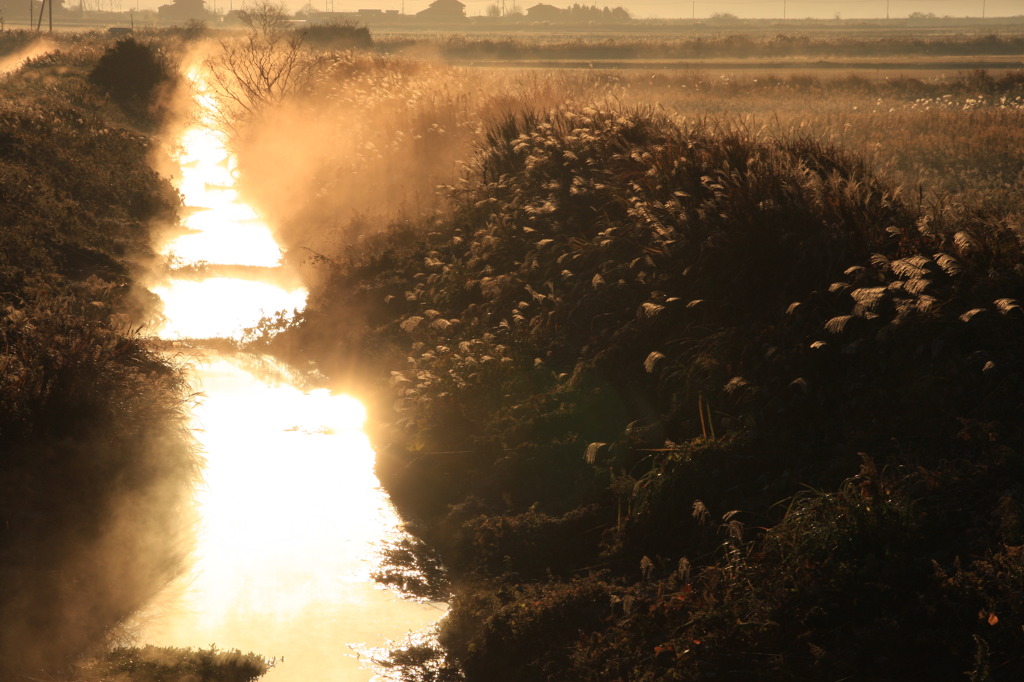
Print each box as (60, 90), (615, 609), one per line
(140, 67), (445, 681)
(141, 355), (444, 681)
(149, 69), (306, 340)
(151, 277), (307, 341)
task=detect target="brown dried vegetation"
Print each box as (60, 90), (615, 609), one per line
(0, 33), (266, 681)
(247, 47), (1024, 680)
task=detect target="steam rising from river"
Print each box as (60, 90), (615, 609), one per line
(138, 60), (445, 681)
(226, 53), (584, 259)
(223, 52), (655, 270)
(147, 65), (307, 340)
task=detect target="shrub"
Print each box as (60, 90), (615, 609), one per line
(89, 37), (177, 124)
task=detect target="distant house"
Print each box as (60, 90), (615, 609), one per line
(416, 0), (465, 20)
(157, 0), (208, 21)
(526, 3), (562, 20)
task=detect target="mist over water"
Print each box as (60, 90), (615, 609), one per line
(138, 66), (445, 681)
(147, 72), (308, 341)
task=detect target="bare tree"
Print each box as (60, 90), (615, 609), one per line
(236, 0), (291, 35)
(204, 0), (318, 132)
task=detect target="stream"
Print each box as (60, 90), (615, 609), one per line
(135, 68), (445, 681)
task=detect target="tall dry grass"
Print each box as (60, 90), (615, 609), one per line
(0, 35), (217, 680)
(234, 59), (1024, 264)
(229, 41), (1024, 682)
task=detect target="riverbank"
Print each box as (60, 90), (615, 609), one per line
(0, 31), (269, 680)
(242, 52), (1024, 679)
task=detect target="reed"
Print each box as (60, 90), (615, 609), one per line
(230, 32), (1024, 681)
(251, 74), (1023, 680)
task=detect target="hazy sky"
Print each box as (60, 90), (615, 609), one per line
(134, 0), (1021, 21)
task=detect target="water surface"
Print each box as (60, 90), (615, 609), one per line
(138, 67), (444, 681)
